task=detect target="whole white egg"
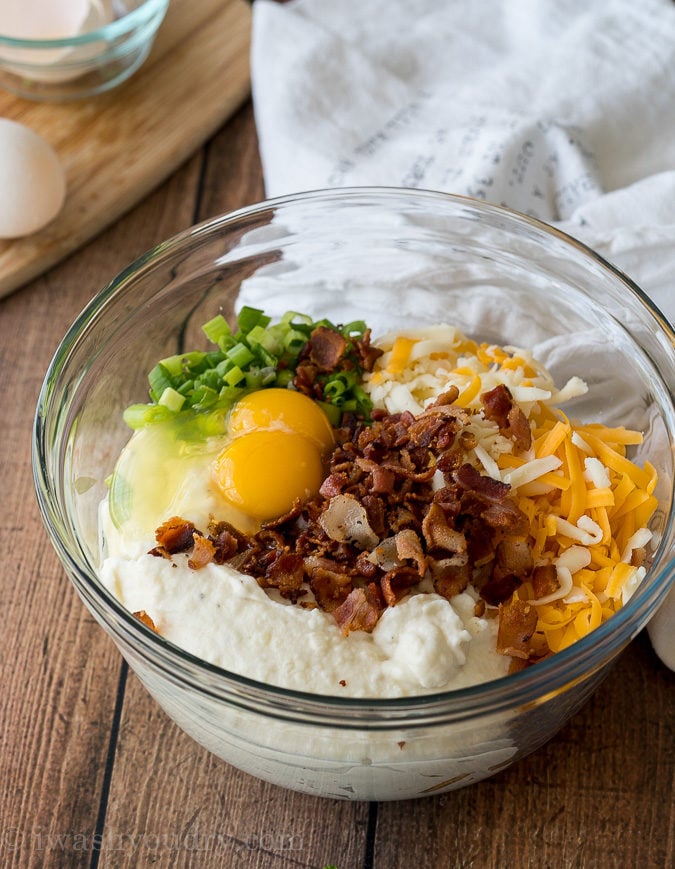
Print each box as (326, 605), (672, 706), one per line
(0, 118), (66, 239)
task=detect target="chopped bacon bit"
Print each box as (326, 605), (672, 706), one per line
(495, 536), (534, 578)
(148, 545), (172, 560)
(354, 328), (384, 372)
(474, 599), (486, 617)
(155, 516), (196, 553)
(531, 564), (559, 599)
(319, 472), (350, 498)
(496, 597), (538, 659)
(429, 555), (471, 600)
(381, 565), (421, 606)
(261, 498), (304, 529)
(133, 610), (159, 632)
(422, 503), (466, 555)
(333, 584), (384, 635)
(480, 573), (522, 607)
(188, 533), (216, 569)
(307, 325), (347, 371)
(151, 393), (545, 662)
(307, 559), (353, 612)
(427, 386), (460, 407)
(481, 384), (532, 451)
(630, 547), (647, 568)
(394, 528), (427, 576)
(263, 551), (306, 601)
(507, 404), (532, 452)
(339, 679), (347, 687)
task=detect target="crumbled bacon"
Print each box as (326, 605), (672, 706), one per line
(429, 555), (471, 600)
(133, 610), (159, 632)
(381, 565), (422, 606)
(155, 516), (196, 553)
(188, 533), (216, 569)
(481, 384), (532, 451)
(307, 325), (347, 371)
(333, 584), (384, 635)
(152, 393), (550, 665)
(292, 323), (383, 409)
(261, 551), (306, 601)
(531, 564), (559, 599)
(496, 596), (538, 659)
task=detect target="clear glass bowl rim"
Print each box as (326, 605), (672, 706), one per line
(0, 0), (169, 49)
(33, 186), (675, 728)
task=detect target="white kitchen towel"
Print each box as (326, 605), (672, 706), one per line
(250, 0), (675, 666)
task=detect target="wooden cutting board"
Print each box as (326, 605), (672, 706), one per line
(0, 0), (252, 299)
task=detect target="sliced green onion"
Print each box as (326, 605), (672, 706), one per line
(237, 306), (270, 334)
(223, 365), (245, 387)
(125, 306), (376, 431)
(158, 387), (185, 412)
(226, 342), (255, 369)
(202, 314), (231, 345)
(123, 403), (173, 429)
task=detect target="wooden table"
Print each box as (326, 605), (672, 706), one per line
(1, 97), (673, 869)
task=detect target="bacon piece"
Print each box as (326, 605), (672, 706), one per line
(308, 325), (347, 371)
(319, 472), (350, 498)
(394, 528), (426, 576)
(372, 465), (396, 494)
(155, 516), (196, 553)
(429, 555), (471, 600)
(426, 386), (460, 407)
(307, 557), (353, 612)
(261, 498), (304, 528)
(148, 545), (172, 560)
(422, 503), (467, 555)
(481, 383), (532, 451)
(497, 596), (538, 659)
(188, 533), (216, 569)
(319, 494), (379, 550)
(480, 574), (522, 607)
(454, 464), (529, 534)
(381, 565), (421, 606)
(507, 404), (532, 452)
(210, 527), (240, 564)
(454, 463), (511, 501)
(361, 494), (386, 537)
(333, 584), (384, 635)
(531, 564), (559, 599)
(133, 610), (159, 632)
(495, 536), (534, 578)
(263, 551), (306, 601)
(354, 328), (384, 372)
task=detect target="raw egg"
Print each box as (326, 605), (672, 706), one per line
(213, 430), (326, 521)
(0, 119), (66, 239)
(213, 389), (335, 522)
(227, 388), (335, 452)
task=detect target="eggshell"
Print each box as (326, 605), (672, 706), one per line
(0, 119), (66, 239)
(0, 1), (115, 84)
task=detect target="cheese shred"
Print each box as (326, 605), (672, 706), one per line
(365, 324), (658, 657)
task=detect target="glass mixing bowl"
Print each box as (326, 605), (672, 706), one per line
(0, 0), (169, 101)
(33, 188), (675, 800)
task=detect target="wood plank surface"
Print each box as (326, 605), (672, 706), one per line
(0, 0), (252, 300)
(0, 98), (673, 869)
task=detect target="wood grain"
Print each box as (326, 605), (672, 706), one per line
(0, 0), (252, 301)
(0, 98), (672, 869)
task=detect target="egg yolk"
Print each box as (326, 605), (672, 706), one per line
(227, 388), (335, 453)
(213, 430), (326, 521)
(213, 389), (337, 522)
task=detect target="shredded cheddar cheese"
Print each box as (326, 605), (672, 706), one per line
(365, 324), (658, 657)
